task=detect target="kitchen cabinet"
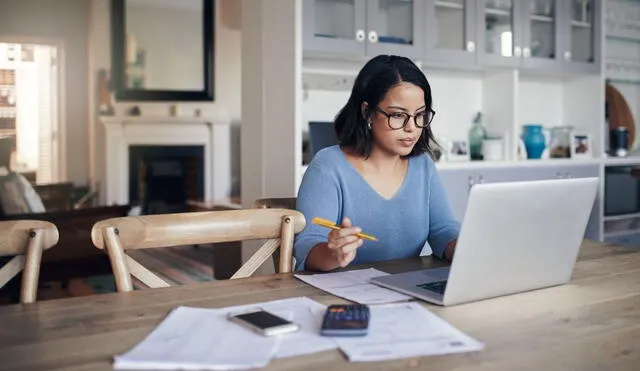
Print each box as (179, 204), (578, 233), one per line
(478, 0), (600, 73)
(424, 0), (477, 67)
(302, 0), (601, 75)
(438, 163), (601, 239)
(302, 0), (425, 59)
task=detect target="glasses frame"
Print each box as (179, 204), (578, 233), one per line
(374, 107), (436, 130)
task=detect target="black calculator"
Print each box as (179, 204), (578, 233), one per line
(320, 304), (370, 337)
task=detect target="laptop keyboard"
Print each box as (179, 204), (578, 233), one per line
(416, 280), (448, 294)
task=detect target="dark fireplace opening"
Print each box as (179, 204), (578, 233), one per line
(129, 145), (204, 214)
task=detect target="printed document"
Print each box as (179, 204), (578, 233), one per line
(113, 297), (337, 370)
(334, 302), (485, 362)
(295, 268), (412, 304)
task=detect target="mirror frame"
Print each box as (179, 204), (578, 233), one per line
(110, 0), (214, 101)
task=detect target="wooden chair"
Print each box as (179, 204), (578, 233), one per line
(254, 198), (298, 269)
(91, 208), (306, 293)
(0, 220), (59, 303)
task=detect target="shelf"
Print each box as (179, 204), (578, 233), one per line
(606, 78), (640, 85)
(604, 212), (640, 222)
(435, 158), (602, 171)
(485, 8), (511, 17)
(571, 20), (592, 28)
(606, 35), (640, 43)
(603, 229), (640, 238)
(603, 156), (640, 166)
(435, 1), (463, 10)
(531, 15), (553, 23)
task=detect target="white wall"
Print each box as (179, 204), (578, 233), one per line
(88, 0), (242, 202)
(0, 0), (89, 185)
(302, 68), (483, 144)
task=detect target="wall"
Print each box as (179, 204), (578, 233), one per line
(302, 68), (483, 144)
(88, 0), (242, 202)
(0, 0), (89, 185)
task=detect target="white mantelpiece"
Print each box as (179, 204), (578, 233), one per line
(99, 115), (231, 205)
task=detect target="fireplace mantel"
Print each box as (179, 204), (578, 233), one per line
(99, 115), (231, 205)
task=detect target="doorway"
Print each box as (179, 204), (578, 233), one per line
(0, 41), (61, 184)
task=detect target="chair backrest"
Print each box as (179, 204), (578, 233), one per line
(253, 198), (299, 269)
(91, 208), (306, 292)
(0, 220), (59, 303)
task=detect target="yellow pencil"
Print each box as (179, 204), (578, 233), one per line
(312, 217), (378, 241)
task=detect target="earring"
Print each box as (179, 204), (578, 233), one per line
(367, 121), (372, 130)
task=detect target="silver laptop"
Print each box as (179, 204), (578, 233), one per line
(370, 177), (599, 306)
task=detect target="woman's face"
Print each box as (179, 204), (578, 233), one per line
(366, 82), (427, 157)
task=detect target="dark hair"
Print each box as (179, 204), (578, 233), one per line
(334, 55), (436, 158)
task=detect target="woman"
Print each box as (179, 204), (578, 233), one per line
(294, 55), (460, 272)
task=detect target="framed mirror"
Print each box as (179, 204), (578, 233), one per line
(111, 0), (214, 101)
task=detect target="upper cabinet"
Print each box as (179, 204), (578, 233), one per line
(478, 0), (600, 73)
(425, 0), (477, 67)
(303, 0), (425, 59)
(302, 0), (601, 75)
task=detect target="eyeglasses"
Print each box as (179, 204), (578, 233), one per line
(374, 107), (435, 130)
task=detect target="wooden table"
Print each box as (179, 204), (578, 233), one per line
(1, 240), (639, 370)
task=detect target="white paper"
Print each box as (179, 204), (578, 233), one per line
(113, 306), (278, 371)
(334, 302), (484, 362)
(295, 268), (412, 304)
(419, 239), (433, 256)
(114, 297), (338, 370)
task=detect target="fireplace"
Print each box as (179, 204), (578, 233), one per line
(99, 115), (232, 205)
(129, 145), (205, 214)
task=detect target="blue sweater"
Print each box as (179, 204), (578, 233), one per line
(294, 145), (461, 271)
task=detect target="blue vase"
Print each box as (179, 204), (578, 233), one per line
(522, 125), (546, 159)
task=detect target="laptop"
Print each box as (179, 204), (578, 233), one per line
(370, 177), (599, 306)
(308, 121), (338, 159)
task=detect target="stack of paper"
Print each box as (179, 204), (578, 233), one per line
(114, 296), (484, 369)
(114, 297), (337, 370)
(334, 302), (485, 362)
(294, 268), (412, 304)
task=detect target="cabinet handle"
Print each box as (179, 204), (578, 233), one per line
(565, 172), (572, 179)
(564, 51), (571, 61)
(523, 47), (531, 58)
(479, 175), (485, 184)
(356, 29), (365, 42)
(466, 41), (475, 52)
(368, 31), (378, 43)
(514, 46), (522, 57)
(468, 176), (475, 191)
(556, 172), (563, 179)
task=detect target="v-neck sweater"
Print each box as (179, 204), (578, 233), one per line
(293, 145), (461, 271)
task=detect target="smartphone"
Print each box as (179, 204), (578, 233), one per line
(227, 310), (300, 336)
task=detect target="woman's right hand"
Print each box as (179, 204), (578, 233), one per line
(327, 217), (364, 267)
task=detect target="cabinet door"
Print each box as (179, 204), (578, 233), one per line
(303, 0), (367, 55)
(559, 0), (601, 73)
(438, 169), (474, 222)
(477, 0), (524, 67)
(521, 0), (562, 71)
(366, 0), (425, 59)
(424, 0), (477, 67)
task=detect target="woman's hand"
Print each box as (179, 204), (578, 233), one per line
(327, 217), (363, 267)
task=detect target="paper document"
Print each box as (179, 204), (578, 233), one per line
(295, 268), (412, 304)
(335, 302), (484, 362)
(114, 297), (337, 370)
(419, 239), (433, 256)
